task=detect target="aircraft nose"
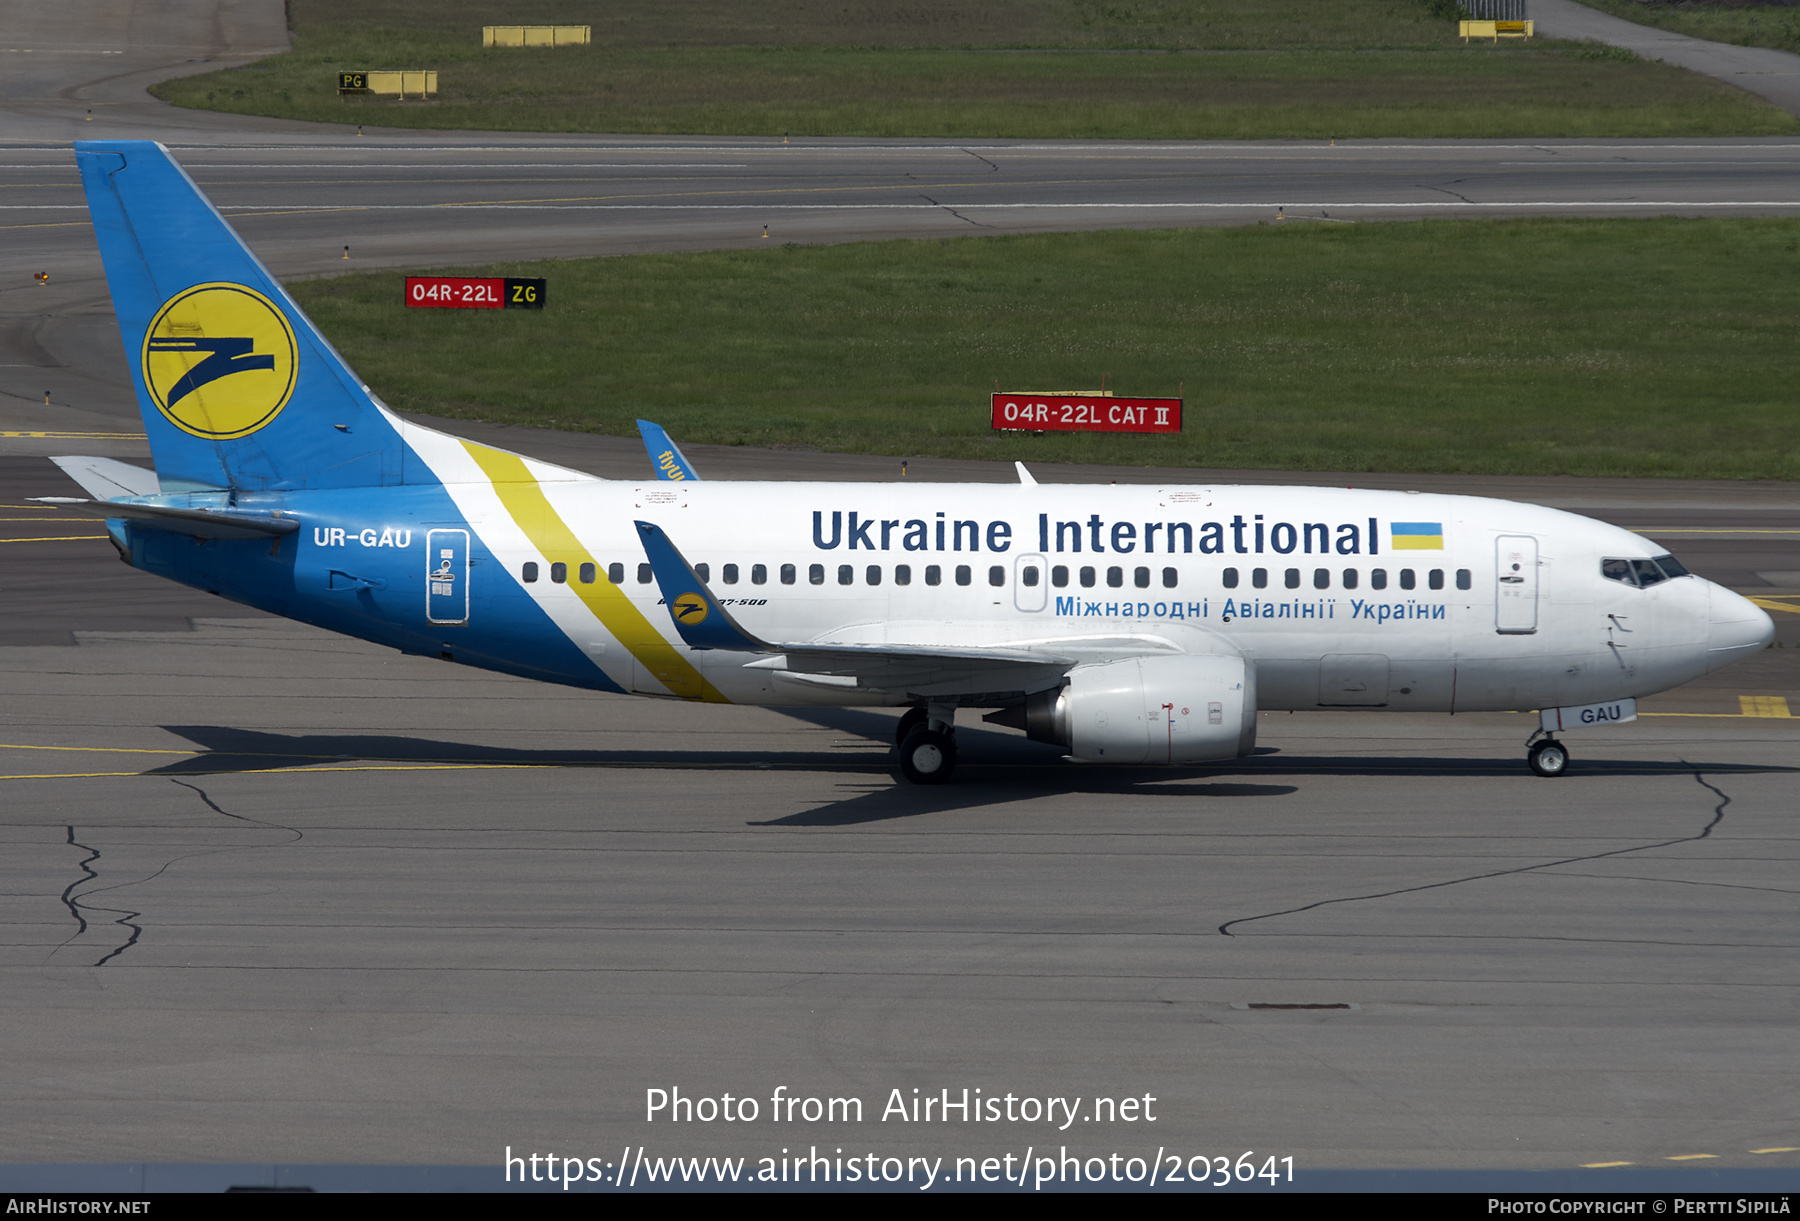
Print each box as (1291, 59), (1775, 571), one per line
(1706, 583), (1775, 673)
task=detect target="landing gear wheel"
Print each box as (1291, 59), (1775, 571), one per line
(895, 705), (928, 748)
(899, 728), (957, 785)
(1528, 738), (1569, 777)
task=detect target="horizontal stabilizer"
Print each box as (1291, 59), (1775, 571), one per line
(31, 496), (299, 540)
(50, 456), (160, 499)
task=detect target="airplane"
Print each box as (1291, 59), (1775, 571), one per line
(39, 140), (1775, 785)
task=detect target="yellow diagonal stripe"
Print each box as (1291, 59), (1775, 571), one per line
(1749, 596), (1800, 614)
(462, 442), (725, 703)
(1740, 695), (1792, 718)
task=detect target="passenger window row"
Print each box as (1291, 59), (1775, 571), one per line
(516, 560), (1474, 594)
(1220, 566), (1472, 592)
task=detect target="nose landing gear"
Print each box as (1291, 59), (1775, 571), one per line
(1525, 729), (1569, 777)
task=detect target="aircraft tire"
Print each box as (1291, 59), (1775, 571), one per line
(895, 705), (928, 748)
(1528, 739), (1569, 777)
(899, 728), (957, 785)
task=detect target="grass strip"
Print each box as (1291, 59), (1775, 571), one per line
(148, 0), (1798, 139)
(286, 217), (1800, 482)
(1573, 0), (1800, 56)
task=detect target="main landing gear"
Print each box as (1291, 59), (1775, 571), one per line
(897, 704), (957, 785)
(1525, 728), (1570, 778)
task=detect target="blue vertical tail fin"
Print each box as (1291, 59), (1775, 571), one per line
(76, 140), (410, 493)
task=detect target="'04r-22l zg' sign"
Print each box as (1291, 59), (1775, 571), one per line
(992, 394), (1182, 434)
(404, 276), (547, 310)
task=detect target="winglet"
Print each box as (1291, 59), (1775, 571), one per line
(1015, 461), (1036, 486)
(634, 520), (769, 651)
(637, 420), (701, 481)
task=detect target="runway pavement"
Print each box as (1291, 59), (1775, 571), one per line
(0, 2), (1797, 1188)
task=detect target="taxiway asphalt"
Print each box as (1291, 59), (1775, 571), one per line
(0, 2), (1796, 1183)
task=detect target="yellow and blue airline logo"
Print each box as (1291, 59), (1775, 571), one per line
(672, 592), (709, 624)
(142, 282), (298, 439)
(1390, 521), (1444, 550)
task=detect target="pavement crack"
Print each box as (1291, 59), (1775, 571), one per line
(167, 777), (304, 844)
(960, 147), (1000, 172)
(1219, 768), (1733, 936)
(1421, 182), (1476, 204)
(45, 825), (98, 961)
(919, 194), (989, 228)
(45, 781), (303, 967)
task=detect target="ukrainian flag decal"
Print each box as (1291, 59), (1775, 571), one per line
(1390, 521), (1444, 550)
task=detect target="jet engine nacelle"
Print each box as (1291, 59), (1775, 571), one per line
(995, 653), (1257, 764)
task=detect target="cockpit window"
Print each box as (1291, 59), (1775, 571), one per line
(1603, 555), (1692, 588)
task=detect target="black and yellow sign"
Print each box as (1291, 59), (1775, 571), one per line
(142, 283), (298, 440)
(338, 72), (368, 92)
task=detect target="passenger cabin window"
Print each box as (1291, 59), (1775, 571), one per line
(606, 562), (623, 585)
(1252, 568), (1268, 589)
(895, 565), (912, 586)
(1428, 569), (1444, 591)
(722, 563), (739, 585)
(1343, 568), (1359, 590)
(638, 563), (653, 584)
(1134, 566), (1150, 589)
(1106, 566), (1123, 588)
(989, 565), (1005, 587)
(522, 561), (539, 583)
(1399, 569), (1416, 591)
(837, 564), (853, 586)
(1314, 568), (1329, 590)
(695, 563), (710, 583)
(1222, 567), (1239, 589)
(1080, 566), (1096, 588)
(1021, 565), (1040, 588)
(1370, 568), (1387, 590)
(926, 565), (942, 586)
(809, 564), (824, 585)
(781, 563), (797, 585)
(1284, 568), (1300, 590)
(752, 564), (768, 585)
(1456, 568), (1472, 591)
(867, 565), (882, 586)
(1162, 567), (1178, 589)
(579, 562), (595, 584)
(955, 565), (972, 586)
(551, 561), (567, 584)
(1052, 565), (1069, 588)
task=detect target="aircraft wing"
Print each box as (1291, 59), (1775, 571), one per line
(635, 520), (1075, 698)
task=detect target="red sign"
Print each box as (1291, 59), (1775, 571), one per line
(404, 276), (546, 310)
(992, 394), (1182, 434)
